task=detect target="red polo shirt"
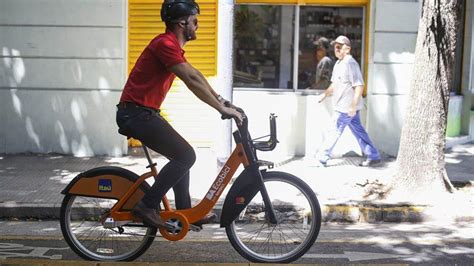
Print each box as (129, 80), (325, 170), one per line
(120, 30), (186, 110)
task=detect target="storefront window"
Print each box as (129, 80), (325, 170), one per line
(233, 4), (365, 91)
(233, 5), (294, 89)
(298, 7), (364, 90)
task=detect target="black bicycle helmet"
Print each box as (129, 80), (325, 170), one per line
(161, 0), (200, 23)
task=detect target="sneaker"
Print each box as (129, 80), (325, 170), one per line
(318, 155), (330, 167)
(132, 201), (168, 229)
(192, 213), (217, 229)
(359, 158), (382, 167)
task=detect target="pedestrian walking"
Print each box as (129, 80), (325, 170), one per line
(317, 35), (381, 167)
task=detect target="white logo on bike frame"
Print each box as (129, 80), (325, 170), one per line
(206, 165), (231, 200)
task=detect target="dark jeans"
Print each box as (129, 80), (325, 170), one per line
(116, 104), (196, 210)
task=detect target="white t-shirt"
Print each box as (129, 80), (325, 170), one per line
(330, 55), (364, 113)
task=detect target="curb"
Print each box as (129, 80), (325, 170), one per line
(323, 204), (427, 223)
(1, 202), (472, 223)
(0, 202), (61, 219)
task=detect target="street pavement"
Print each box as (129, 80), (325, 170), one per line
(0, 220), (472, 264)
(0, 141), (473, 222)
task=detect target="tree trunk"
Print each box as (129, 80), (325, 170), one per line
(391, 0), (462, 198)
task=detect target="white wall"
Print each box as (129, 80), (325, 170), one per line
(216, 0), (235, 159)
(366, 0), (420, 156)
(279, 6), (294, 89)
(0, 0), (127, 156)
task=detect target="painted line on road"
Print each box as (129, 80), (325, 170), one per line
(0, 243), (68, 260)
(303, 251), (408, 262)
(0, 236), (65, 241)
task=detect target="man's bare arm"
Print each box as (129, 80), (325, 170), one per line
(318, 83), (334, 103)
(348, 85), (363, 117)
(169, 62), (243, 123)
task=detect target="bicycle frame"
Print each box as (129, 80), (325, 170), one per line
(62, 115), (277, 234)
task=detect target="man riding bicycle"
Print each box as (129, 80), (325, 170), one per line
(116, 0), (242, 229)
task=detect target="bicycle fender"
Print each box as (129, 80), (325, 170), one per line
(61, 166), (150, 210)
(220, 164), (263, 227)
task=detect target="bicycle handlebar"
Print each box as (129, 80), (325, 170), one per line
(221, 105), (278, 152)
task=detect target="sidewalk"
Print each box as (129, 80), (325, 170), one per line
(0, 142), (473, 223)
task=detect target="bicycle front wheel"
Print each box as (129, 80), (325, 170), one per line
(60, 194), (157, 261)
(225, 171), (321, 263)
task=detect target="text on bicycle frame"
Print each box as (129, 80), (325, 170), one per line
(206, 165), (231, 201)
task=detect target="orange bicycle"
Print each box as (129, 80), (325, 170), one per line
(59, 113), (321, 263)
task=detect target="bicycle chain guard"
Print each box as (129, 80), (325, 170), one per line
(159, 211), (189, 241)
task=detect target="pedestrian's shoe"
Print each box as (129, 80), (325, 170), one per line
(192, 213), (217, 229)
(318, 155), (330, 167)
(132, 201), (168, 229)
(359, 158), (382, 167)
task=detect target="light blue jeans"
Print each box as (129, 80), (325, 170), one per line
(321, 111), (381, 160)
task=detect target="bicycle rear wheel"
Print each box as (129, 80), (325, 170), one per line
(225, 171), (321, 263)
(60, 167), (157, 261)
(60, 194), (157, 261)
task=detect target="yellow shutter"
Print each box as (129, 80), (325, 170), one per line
(128, 0), (218, 147)
(128, 0), (217, 75)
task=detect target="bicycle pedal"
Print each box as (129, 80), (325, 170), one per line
(189, 224), (202, 232)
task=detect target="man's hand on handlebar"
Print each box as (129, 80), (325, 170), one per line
(224, 101), (245, 115)
(220, 106), (243, 125)
(217, 95), (243, 125)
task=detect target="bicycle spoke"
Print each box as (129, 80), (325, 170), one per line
(260, 225), (273, 254)
(283, 222), (311, 241)
(242, 222), (267, 245)
(275, 225), (293, 253)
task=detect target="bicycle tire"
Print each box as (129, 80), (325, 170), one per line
(225, 171), (321, 263)
(60, 167), (157, 261)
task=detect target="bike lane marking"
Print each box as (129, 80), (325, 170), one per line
(303, 251), (408, 262)
(0, 242), (68, 260)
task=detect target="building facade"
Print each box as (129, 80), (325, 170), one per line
(1, 0), (473, 159)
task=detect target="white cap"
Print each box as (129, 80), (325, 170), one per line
(331, 35), (351, 47)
